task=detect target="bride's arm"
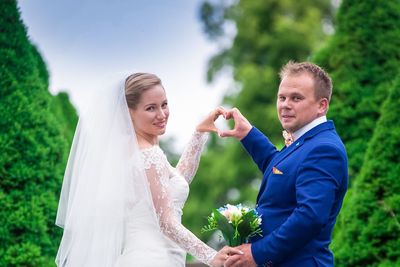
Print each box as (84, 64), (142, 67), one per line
(175, 131), (209, 184)
(145, 163), (218, 266)
(175, 106), (226, 184)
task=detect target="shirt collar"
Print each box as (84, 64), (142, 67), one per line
(293, 115), (327, 141)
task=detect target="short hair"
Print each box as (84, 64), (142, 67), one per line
(279, 61), (332, 101)
(124, 73), (163, 109)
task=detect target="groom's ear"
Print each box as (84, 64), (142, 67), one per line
(318, 98), (329, 115)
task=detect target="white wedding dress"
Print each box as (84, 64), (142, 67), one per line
(115, 131), (216, 267)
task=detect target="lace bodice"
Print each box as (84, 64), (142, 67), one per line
(141, 131), (217, 266)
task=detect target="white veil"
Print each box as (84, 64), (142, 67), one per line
(55, 82), (159, 266)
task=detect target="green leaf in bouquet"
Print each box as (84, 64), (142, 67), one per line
(214, 209), (235, 246)
(237, 210), (262, 242)
(237, 210), (256, 237)
(201, 210), (218, 233)
(230, 236), (241, 247)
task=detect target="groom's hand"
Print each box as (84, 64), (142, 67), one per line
(224, 244), (256, 267)
(219, 108), (252, 140)
(196, 106), (226, 133)
(210, 245), (244, 267)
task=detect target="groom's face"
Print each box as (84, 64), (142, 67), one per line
(277, 73), (324, 133)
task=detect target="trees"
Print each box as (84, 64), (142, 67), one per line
(0, 1), (75, 265)
(313, 0), (400, 179)
(332, 75), (400, 267)
(200, 0), (334, 142)
(51, 92), (78, 143)
(311, 2), (400, 265)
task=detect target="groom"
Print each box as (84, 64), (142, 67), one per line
(220, 61), (348, 267)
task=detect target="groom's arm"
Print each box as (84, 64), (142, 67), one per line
(251, 143), (347, 265)
(241, 127), (278, 173)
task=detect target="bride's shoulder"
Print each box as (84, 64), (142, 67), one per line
(140, 145), (163, 155)
(141, 146), (168, 169)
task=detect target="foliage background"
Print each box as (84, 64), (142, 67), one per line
(1, 0), (399, 266)
(0, 1), (77, 266)
(311, 1), (400, 265)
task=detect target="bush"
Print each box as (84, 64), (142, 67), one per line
(313, 0), (400, 179)
(0, 1), (74, 265)
(332, 75), (400, 266)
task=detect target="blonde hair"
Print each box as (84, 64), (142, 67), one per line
(125, 73), (163, 109)
(279, 61), (332, 101)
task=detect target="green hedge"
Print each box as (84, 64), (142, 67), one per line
(332, 75), (400, 267)
(313, 0), (400, 179)
(313, 0), (400, 266)
(312, 1), (400, 265)
(0, 1), (74, 266)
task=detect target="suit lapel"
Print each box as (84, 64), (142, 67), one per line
(274, 139), (304, 166)
(255, 144), (302, 203)
(276, 121), (336, 165)
(256, 121), (335, 204)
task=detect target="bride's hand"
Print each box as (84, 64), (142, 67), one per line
(209, 246), (243, 267)
(196, 106), (226, 133)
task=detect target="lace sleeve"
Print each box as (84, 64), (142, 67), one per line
(176, 131), (209, 184)
(143, 148), (217, 265)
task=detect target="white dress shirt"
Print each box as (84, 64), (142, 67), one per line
(292, 115), (327, 141)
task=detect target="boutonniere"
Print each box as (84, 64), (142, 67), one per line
(272, 166), (283, 175)
(282, 130), (294, 147)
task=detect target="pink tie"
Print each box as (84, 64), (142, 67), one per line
(282, 130), (294, 147)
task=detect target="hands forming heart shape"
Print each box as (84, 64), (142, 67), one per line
(196, 107), (252, 140)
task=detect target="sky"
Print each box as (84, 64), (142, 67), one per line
(17, 0), (230, 151)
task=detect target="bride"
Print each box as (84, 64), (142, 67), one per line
(55, 73), (241, 266)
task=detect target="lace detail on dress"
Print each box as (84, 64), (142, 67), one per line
(176, 131), (209, 184)
(141, 136), (216, 266)
(142, 146), (170, 190)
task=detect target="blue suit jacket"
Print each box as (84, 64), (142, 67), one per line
(241, 121), (348, 267)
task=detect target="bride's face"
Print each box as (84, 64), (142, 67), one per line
(130, 85), (169, 141)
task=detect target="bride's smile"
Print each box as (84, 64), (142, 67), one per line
(129, 84), (170, 143)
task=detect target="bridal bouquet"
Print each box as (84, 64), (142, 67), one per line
(201, 204), (262, 246)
